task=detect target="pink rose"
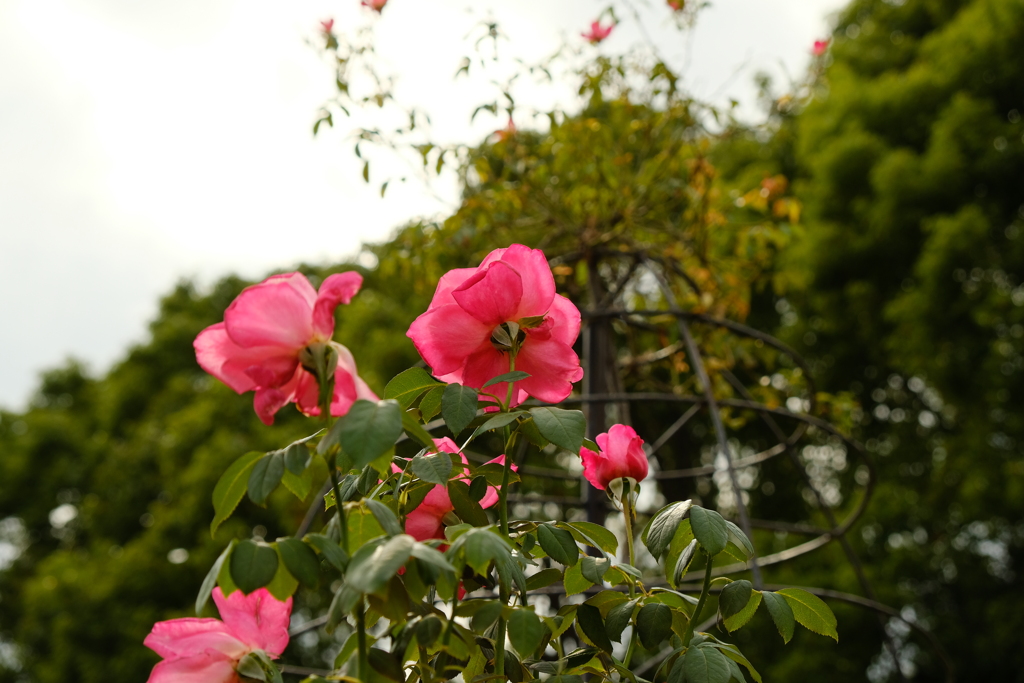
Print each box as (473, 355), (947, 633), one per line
(812, 39), (830, 56)
(144, 587), (292, 683)
(581, 20), (614, 44)
(361, 0), (387, 12)
(320, 18), (334, 34)
(580, 424), (649, 490)
(194, 272), (377, 425)
(406, 244), (583, 406)
(398, 438), (515, 542)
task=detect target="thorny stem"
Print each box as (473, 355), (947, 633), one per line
(357, 603), (369, 682)
(621, 485), (639, 667)
(495, 355), (519, 682)
(683, 553), (715, 646)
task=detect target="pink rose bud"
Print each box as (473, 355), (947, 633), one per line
(667, 0), (684, 10)
(580, 424), (649, 491)
(361, 0), (387, 12)
(581, 20), (614, 44)
(406, 244), (584, 407)
(813, 39), (830, 56)
(144, 588), (292, 683)
(320, 18), (334, 33)
(395, 438), (516, 542)
(194, 272), (377, 425)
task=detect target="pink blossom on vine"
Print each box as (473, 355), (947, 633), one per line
(320, 18), (334, 34)
(580, 424), (649, 490)
(144, 588), (291, 683)
(407, 244), (583, 407)
(361, 0), (387, 12)
(813, 39), (830, 56)
(667, 0), (684, 10)
(400, 438), (515, 542)
(581, 20), (614, 44)
(194, 272), (377, 425)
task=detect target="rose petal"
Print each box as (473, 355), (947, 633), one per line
(514, 336), (583, 403)
(144, 619), (247, 660)
(482, 244), (556, 317)
(452, 261), (524, 326)
(461, 346), (516, 401)
(428, 268), (479, 308)
(407, 304), (493, 377)
(312, 272), (363, 339)
(146, 651), (239, 683)
(253, 387), (292, 426)
(212, 587), (291, 656)
(580, 445), (608, 490)
(478, 455), (517, 508)
(544, 294), (582, 347)
(224, 273), (315, 350)
(194, 324), (298, 394)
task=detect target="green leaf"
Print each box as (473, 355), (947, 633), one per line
(636, 602), (673, 649)
(714, 643), (762, 683)
(469, 410), (527, 441)
(230, 540), (279, 594)
(418, 385), (445, 422)
(575, 603), (613, 653)
(468, 475), (488, 501)
(525, 567), (563, 591)
(412, 452), (452, 485)
(196, 542), (234, 615)
(248, 452), (285, 506)
(605, 599), (638, 643)
(347, 504), (387, 549)
(369, 649), (405, 682)
(280, 441), (312, 476)
(211, 451), (262, 536)
(690, 506), (729, 556)
(280, 455), (317, 501)
(718, 580), (752, 619)
(385, 368), (442, 409)
(471, 600), (505, 631)
(365, 499), (403, 537)
(563, 521), (619, 554)
(538, 524), (579, 566)
(327, 582), (361, 631)
(528, 407), (585, 452)
(401, 411), (436, 450)
(723, 589), (762, 633)
(347, 534), (415, 593)
(563, 561), (593, 596)
(580, 556), (610, 584)
(441, 383), (478, 435)
(276, 537), (320, 588)
(777, 588), (838, 641)
(517, 417), (549, 448)
(683, 644), (732, 683)
(335, 399), (403, 469)
(237, 652), (268, 681)
(642, 500), (692, 560)
(409, 543), (455, 574)
(508, 608), (545, 658)
(671, 539), (699, 586)
(482, 371), (531, 388)
(265, 549), (299, 601)
(305, 533), (348, 571)
(724, 520), (755, 559)
(447, 480), (489, 526)
(762, 591), (796, 643)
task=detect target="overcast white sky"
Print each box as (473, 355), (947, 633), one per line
(0, 0), (846, 410)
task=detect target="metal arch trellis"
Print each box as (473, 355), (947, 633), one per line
(551, 251), (954, 682)
(292, 250), (954, 683)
